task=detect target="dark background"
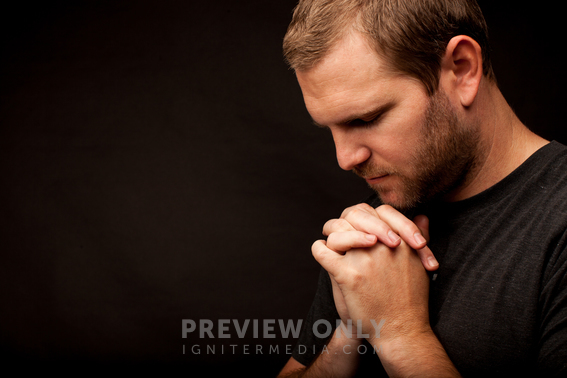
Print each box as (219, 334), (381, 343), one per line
(0, 1), (564, 375)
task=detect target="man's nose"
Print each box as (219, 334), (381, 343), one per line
(331, 128), (371, 171)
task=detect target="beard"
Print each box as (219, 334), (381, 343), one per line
(353, 89), (482, 211)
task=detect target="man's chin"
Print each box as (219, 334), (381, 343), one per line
(372, 187), (418, 212)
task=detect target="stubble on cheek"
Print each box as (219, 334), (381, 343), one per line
(352, 89), (481, 211)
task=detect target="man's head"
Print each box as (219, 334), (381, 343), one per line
(295, 32), (483, 210)
(286, 0), (493, 210)
(283, 0), (495, 96)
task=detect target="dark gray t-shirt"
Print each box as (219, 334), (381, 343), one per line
(292, 141), (567, 376)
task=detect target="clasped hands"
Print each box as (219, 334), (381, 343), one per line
(311, 203), (439, 346)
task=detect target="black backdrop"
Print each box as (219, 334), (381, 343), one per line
(1, 1), (565, 375)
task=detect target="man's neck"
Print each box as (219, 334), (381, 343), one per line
(445, 81), (549, 202)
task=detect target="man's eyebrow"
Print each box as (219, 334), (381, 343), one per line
(312, 102), (395, 129)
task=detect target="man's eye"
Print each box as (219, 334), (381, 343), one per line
(348, 116), (379, 128)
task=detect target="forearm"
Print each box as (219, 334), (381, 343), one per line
(371, 329), (461, 378)
(279, 326), (362, 377)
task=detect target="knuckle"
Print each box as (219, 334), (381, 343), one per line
(356, 203), (375, 212)
(347, 208), (362, 219)
(342, 203), (374, 218)
(375, 204), (394, 216)
(340, 205), (356, 218)
(322, 219), (335, 235)
(326, 232), (338, 246)
(334, 218), (352, 232)
(311, 241), (325, 260)
(358, 232), (372, 244)
(346, 207), (369, 222)
(323, 218), (349, 235)
(349, 269), (364, 289)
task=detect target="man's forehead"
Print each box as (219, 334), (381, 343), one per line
(295, 33), (398, 126)
(297, 34), (388, 88)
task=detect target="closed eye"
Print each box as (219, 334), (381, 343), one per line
(343, 102), (393, 129)
(346, 114), (382, 128)
(311, 102), (393, 130)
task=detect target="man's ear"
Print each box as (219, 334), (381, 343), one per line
(439, 35), (483, 107)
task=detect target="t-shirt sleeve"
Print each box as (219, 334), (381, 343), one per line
(537, 228), (567, 375)
(291, 267), (340, 366)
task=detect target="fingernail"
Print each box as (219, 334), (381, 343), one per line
(365, 234), (377, 242)
(388, 230), (400, 244)
(414, 232), (426, 245)
(428, 256), (439, 268)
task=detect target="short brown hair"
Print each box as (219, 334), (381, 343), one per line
(283, 0), (495, 95)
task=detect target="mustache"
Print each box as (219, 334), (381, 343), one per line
(352, 162), (391, 179)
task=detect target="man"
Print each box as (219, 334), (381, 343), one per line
(278, 0), (567, 376)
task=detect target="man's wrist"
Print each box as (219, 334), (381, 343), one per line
(335, 320), (365, 340)
(332, 321), (364, 351)
(368, 329), (461, 377)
